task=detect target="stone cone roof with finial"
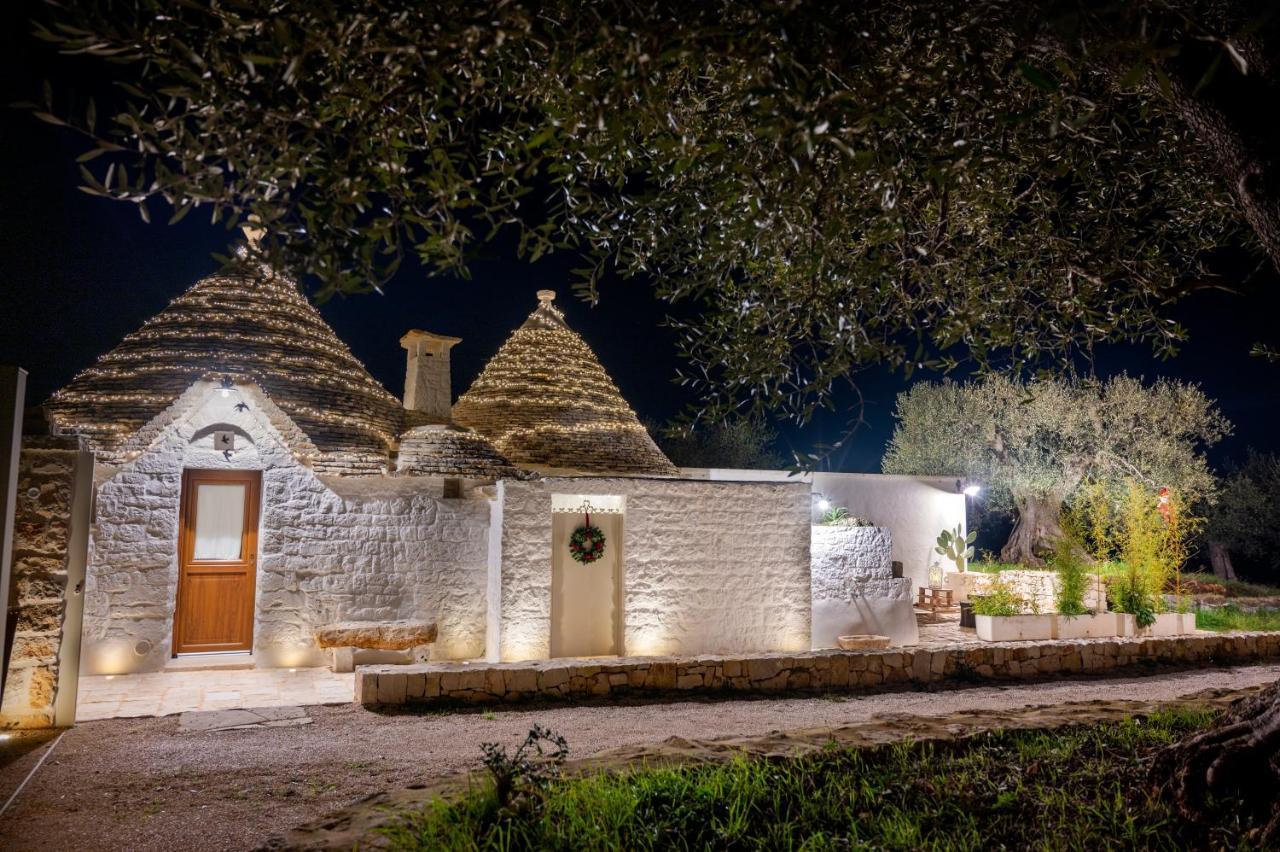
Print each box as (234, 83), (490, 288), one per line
(46, 255), (404, 474)
(452, 290), (677, 476)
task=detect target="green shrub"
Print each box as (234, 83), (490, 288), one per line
(818, 506), (871, 527)
(1110, 579), (1157, 628)
(971, 579), (1025, 616)
(1050, 544), (1091, 617)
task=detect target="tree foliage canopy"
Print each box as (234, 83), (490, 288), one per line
(650, 418), (785, 471)
(882, 374), (1229, 507)
(882, 374), (1228, 561)
(30, 0), (1271, 428)
(1210, 449), (1280, 571)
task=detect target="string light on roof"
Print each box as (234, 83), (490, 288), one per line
(45, 258), (405, 475)
(453, 290), (676, 476)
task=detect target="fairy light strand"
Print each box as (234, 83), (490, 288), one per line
(453, 293), (676, 476)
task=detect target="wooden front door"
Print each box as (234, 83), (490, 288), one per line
(173, 469), (261, 655)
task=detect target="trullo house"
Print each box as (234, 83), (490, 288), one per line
(32, 246), (954, 678)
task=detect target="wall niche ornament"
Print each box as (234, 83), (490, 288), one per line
(568, 500), (606, 564)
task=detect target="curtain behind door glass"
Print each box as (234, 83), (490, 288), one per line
(192, 483), (246, 560)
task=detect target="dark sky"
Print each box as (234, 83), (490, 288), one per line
(2, 4), (1278, 474)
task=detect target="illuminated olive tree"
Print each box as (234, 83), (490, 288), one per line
(27, 0), (1275, 433)
(882, 375), (1228, 564)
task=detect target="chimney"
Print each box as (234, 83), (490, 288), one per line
(399, 330), (462, 423)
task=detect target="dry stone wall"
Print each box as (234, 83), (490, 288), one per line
(953, 569), (1108, 613)
(494, 477), (811, 660)
(360, 631), (1280, 707)
(83, 384), (490, 674)
(1, 439), (81, 728)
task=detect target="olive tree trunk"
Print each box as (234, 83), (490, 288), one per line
(1153, 680), (1280, 840)
(1208, 540), (1237, 582)
(998, 492), (1064, 566)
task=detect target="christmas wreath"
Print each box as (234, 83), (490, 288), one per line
(569, 517), (606, 564)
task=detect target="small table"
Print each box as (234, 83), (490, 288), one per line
(916, 586), (954, 613)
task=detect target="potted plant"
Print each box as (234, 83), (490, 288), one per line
(1115, 482), (1196, 637)
(973, 579), (1055, 641)
(1051, 543), (1125, 639)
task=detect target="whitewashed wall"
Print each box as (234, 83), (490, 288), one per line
(490, 477), (811, 661)
(81, 381), (489, 674)
(682, 469), (967, 593)
(810, 526), (918, 647)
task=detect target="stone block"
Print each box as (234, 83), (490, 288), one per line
(376, 673), (407, 706)
(647, 662), (677, 689)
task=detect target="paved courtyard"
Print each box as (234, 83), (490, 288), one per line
(68, 612), (1164, 721)
(76, 667), (353, 721)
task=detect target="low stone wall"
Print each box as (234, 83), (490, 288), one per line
(950, 569), (1108, 612)
(357, 631), (1280, 708)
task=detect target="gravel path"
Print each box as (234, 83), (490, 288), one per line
(3, 663), (1278, 852)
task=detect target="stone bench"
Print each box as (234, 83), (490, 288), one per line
(314, 620), (437, 673)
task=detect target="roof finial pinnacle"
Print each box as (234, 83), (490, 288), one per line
(536, 289), (556, 303)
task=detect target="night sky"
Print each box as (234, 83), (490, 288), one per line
(2, 4), (1278, 474)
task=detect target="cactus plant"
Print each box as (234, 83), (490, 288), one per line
(936, 525), (976, 573)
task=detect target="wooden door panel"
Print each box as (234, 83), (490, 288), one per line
(174, 469), (260, 655)
(175, 572), (253, 651)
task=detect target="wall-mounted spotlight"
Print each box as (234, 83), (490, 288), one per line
(218, 376), (235, 398)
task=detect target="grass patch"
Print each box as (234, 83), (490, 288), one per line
(379, 709), (1266, 851)
(1196, 604), (1280, 632)
(971, 560), (1130, 577)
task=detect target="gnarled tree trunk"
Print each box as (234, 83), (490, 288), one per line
(999, 492), (1064, 566)
(1208, 539), (1237, 581)
(1153, 680), (1280, 840)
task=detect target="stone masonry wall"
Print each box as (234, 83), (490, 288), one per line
(953, 569), (1108, 613)
(494, 477), (811, 660)
(360, 631), (1280, 707)
(83, 383), (489, 674)
(1, 439), (81, 728)
(810, 525), (917, 647)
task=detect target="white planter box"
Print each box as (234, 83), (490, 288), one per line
(1054, 612), (1126, 640)
(975, 613), (1055, 642)
(1138, 612), (1195, 637)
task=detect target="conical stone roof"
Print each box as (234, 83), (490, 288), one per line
(46, 256), (403, 474)
(452, 290), (677, 476)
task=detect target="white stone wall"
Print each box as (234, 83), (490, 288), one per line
(810, 526), (918, 647)
(82, 381), (490, 674)
(491, 477), (812, 661)
(678, 470), (968, 595)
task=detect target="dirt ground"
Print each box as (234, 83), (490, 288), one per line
(3, 663), (1279, 852)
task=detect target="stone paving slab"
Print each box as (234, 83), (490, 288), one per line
(77, 667), (354, 721)
(357, 631), (1280, 708)
(177, 706), (311, 733)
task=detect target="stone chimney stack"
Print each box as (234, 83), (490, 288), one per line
(399, 330), (462, 423)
